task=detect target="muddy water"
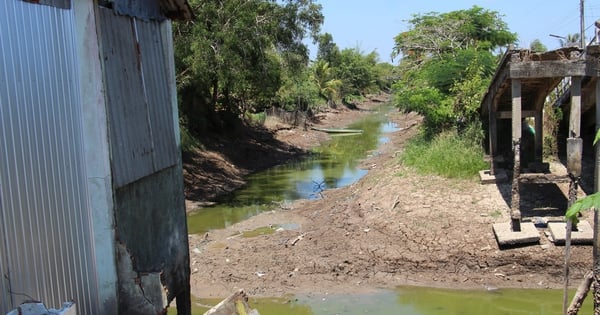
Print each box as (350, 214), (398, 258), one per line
(187, 111), (397, 234)
(182, 286), (591, 314)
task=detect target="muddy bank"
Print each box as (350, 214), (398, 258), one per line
(184, 95), (593, 299)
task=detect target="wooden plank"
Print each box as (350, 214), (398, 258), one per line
(518, 173), (571, 184)
(497, 110), (536, 119)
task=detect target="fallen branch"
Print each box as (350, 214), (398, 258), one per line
(389, 195), (400, 211)
(567, 270), (593, 315)
(286, 233), (305, 247)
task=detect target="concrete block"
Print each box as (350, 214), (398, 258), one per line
(547, 221), (593, 245)
(479, 169), (508, 185)
(493, 222), (540, 246)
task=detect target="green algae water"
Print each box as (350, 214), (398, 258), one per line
(173, 287), (592, 315)
(187, 111), (397, 234)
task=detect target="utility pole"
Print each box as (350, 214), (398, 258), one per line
(580, 0), (585, 48)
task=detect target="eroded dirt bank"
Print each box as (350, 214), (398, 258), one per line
(184, 95), (593, 299)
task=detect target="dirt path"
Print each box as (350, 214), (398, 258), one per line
(185, 95), (593, 299)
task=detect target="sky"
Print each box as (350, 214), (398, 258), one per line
(308, 0), (600, 63)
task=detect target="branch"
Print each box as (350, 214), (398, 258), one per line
(567, 270), (593, 315)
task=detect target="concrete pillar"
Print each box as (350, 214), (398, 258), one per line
(488, 98), (497, 175)
(535, 110), (543, 164)
(596, 77), (600, 192)
(511, 79), (522, 231)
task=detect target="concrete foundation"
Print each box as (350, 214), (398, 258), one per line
(479, 169), (508, 184)
(547, 221), (593, 245)
(493, 222), (540, 246)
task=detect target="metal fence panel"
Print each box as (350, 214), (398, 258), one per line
(0, 1), (98, 313)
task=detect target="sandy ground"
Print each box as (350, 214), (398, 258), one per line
(184, 95), (594, 299)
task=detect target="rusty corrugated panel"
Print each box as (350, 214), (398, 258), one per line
(112, 0), (193, 21)
(98, 7), (178, 188)
(0, 1), (98, 314)
(20, 0), (70, 9)
(114, 0), (163, 21)
(136, 19), (180, 170)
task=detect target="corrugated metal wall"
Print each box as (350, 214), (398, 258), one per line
(0, 1), (99, 314)
(98, 7), (179, 188)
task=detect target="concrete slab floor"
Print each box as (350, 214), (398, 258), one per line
(493, 222), (540, 246)
(479, 169), (508, 185)
(547, 221), (593, 245)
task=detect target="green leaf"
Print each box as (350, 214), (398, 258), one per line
(594, 129), (600, 146)
(566, 192), (600, 224)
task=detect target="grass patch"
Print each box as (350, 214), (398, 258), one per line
(400, 131), (487, 180)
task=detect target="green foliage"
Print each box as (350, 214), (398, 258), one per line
(276, 67), (321, 111)
(393, 84), (454, 136)
(400, 127), (488, 179)
(180, 124), (202, 152)
(392, 6), (516, 60)
(392, 6), (514, 138)
(565, 130), (600, 224)
(314, 35), (389, 106)
(529, 39), (547, 52)
(335, 48), (380, 99)
(566, 192), (600, 225)
(174, 0), (323, 132)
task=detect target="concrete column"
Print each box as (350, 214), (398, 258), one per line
(534, 110), (543, 164)
(596, 77), (600, 192)
(488, 99), (497, 174)
(511, 79), (522, 231)
(570, 77), (582, 138)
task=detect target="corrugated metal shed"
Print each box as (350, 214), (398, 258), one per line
(98, 7), (179, 188)
(0, 1), (99, 314)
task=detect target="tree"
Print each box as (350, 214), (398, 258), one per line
(392, 6), (516, 61)
(316, 32), (341, 66)
(311, 60), (342, 107)
(173, 0), (323, 133)
(391, 6), (516, 137)
(558, 33), (582, 48)
(530, 39), (548, 52)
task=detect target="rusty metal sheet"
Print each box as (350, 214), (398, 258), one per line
(98, 8), (178, 188)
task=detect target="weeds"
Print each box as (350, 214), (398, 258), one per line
(400, 129), (487, 180)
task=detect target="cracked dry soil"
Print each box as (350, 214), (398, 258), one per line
(184, 95), (593, 299)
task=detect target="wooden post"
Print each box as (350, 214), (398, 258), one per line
(488, 98), (497, 175)
(511, 79), (522, 231)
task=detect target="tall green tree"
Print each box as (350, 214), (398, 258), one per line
(391, 6), (516, 137)
(174, 0), (323, 132)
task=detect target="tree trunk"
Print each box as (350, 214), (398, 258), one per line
(567, 270), (592, 315)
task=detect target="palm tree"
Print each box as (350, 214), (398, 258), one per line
(558, 33), (582, 48)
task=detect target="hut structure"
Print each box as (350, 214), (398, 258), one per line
(480, 45), (600, 246)
(0, 0), (193, 314)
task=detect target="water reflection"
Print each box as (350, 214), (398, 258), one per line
(187, 110), (394, 234)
